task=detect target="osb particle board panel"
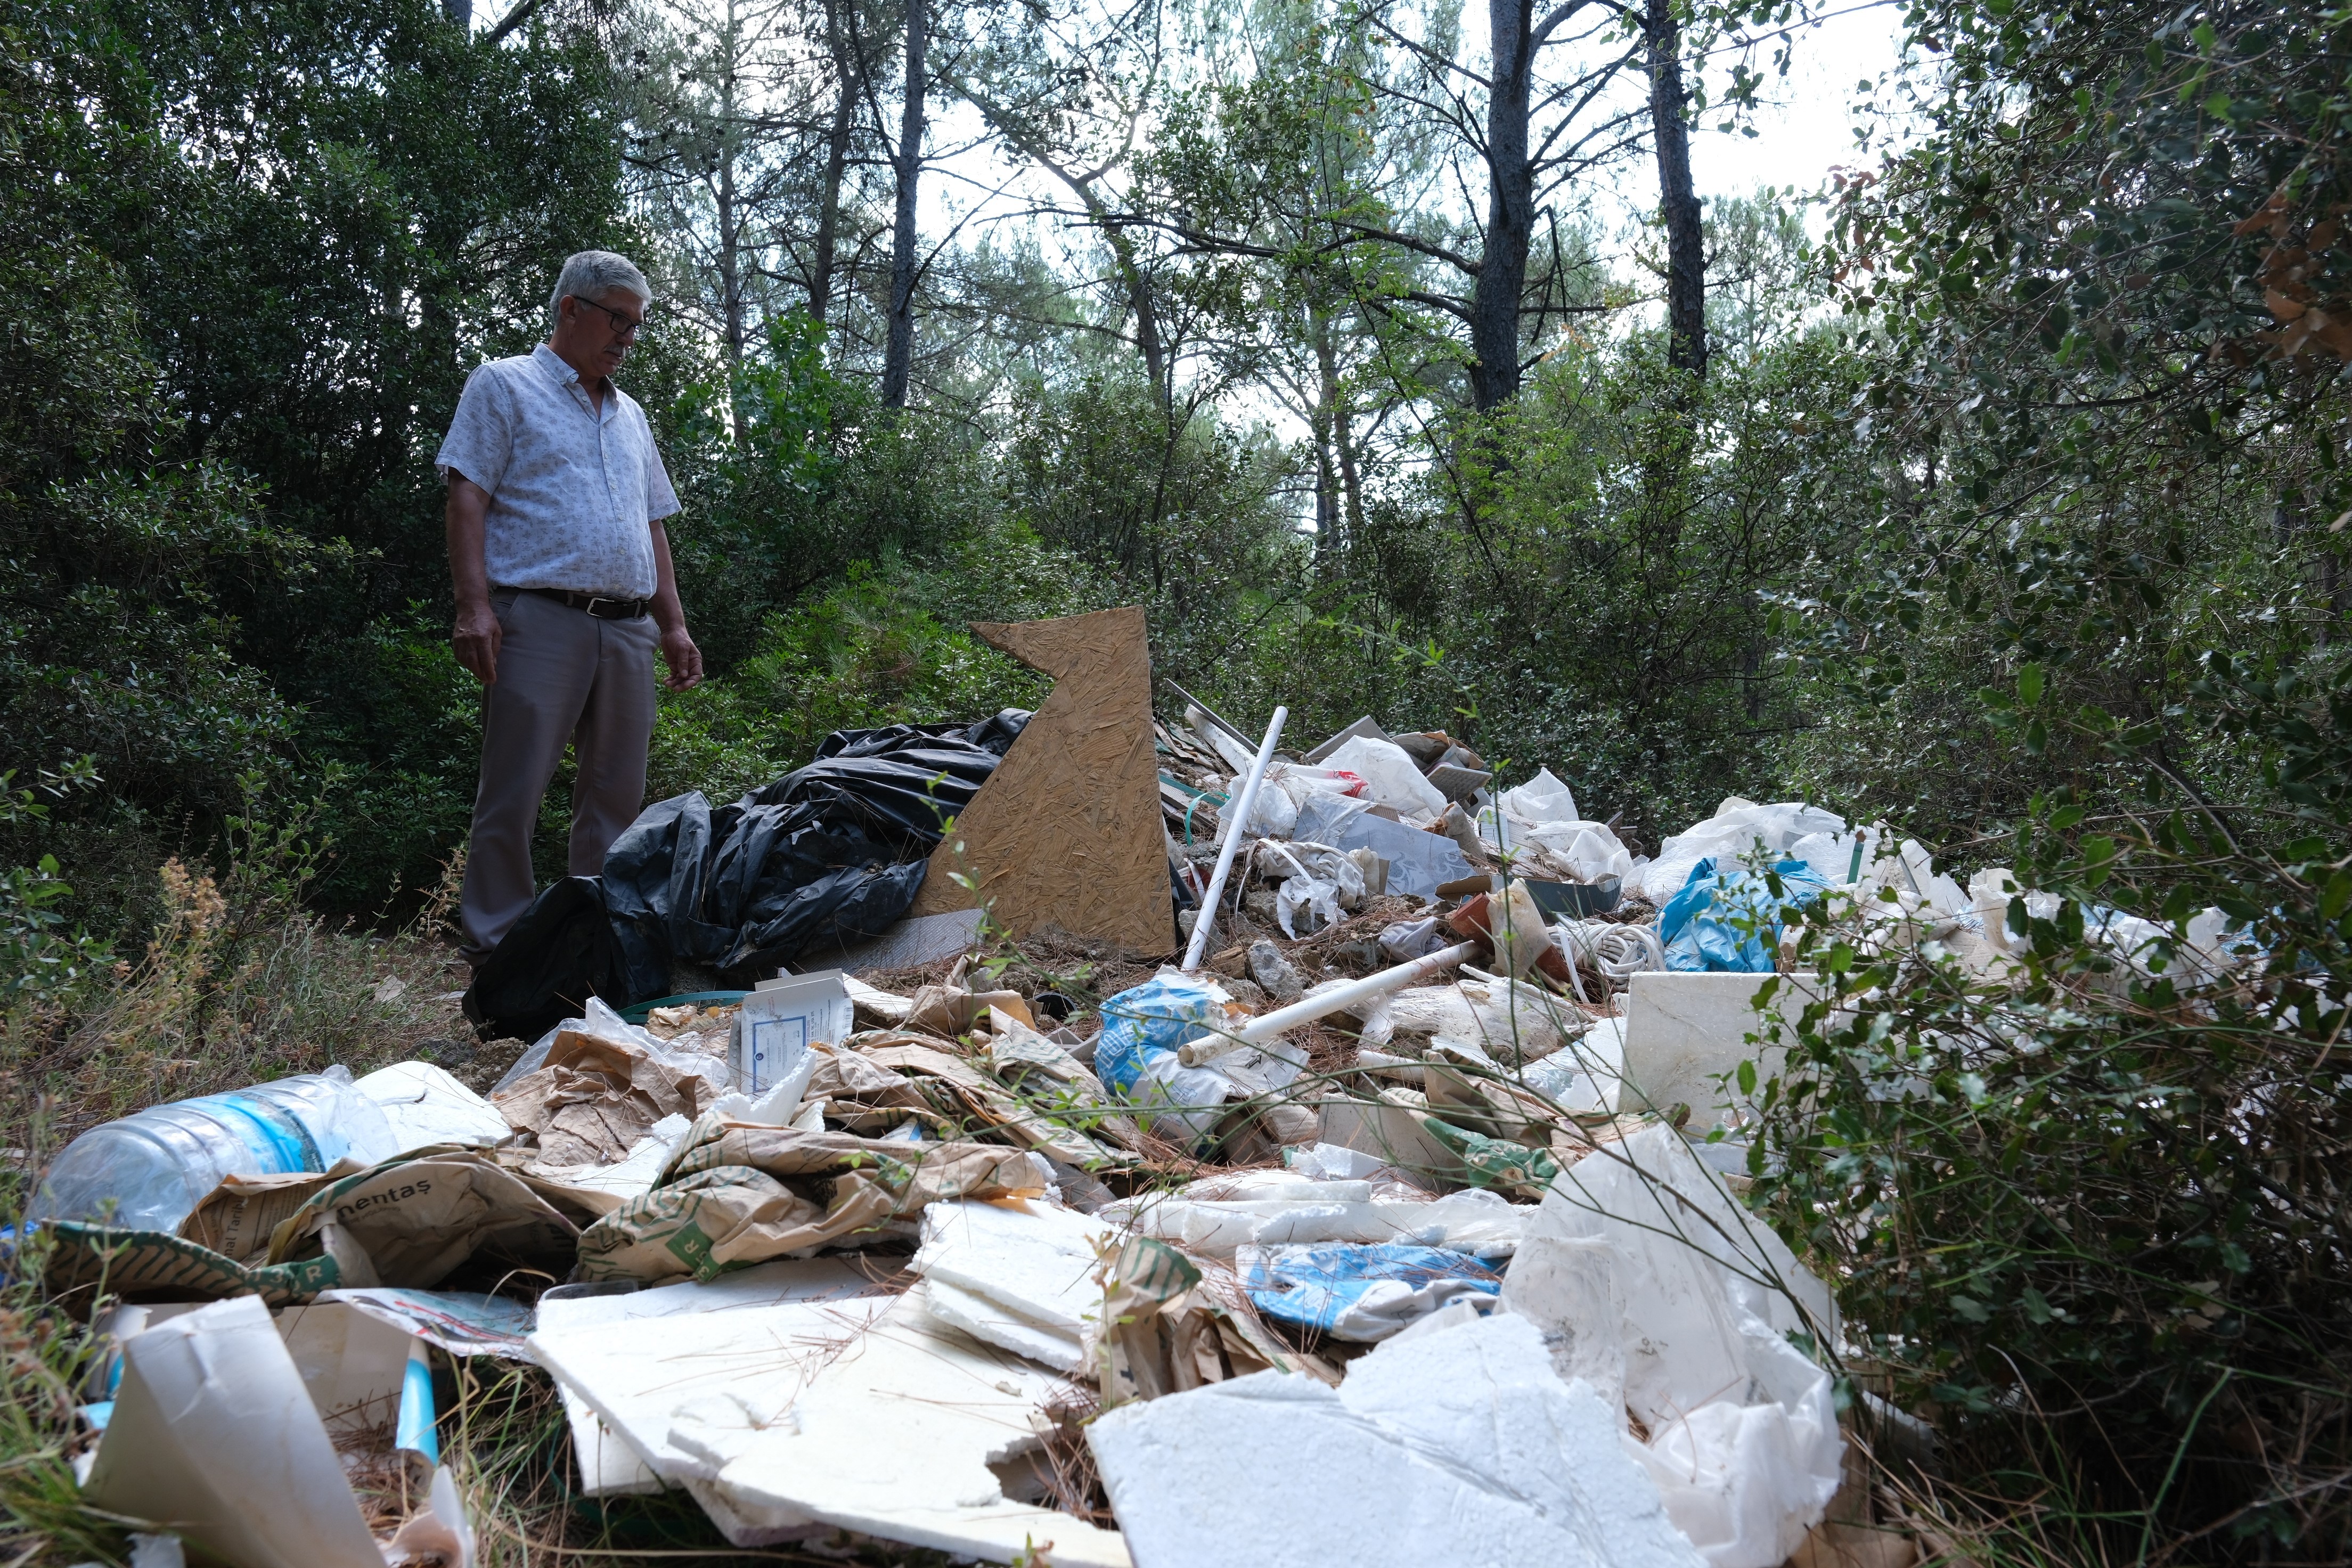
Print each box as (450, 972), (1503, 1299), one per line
(908, 606), (1171, 952)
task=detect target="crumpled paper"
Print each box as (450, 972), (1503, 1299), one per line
(573, 1121), (1042, 1284)
(493, 1025), (725, 1167)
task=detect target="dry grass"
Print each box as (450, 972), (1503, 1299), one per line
(1, 847), (473, 1168)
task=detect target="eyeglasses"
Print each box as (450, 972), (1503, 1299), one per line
(570, 296), (647, 339)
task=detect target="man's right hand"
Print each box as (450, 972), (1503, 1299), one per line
(454, 599), (502, 684)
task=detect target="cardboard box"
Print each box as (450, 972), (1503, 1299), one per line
(736, 969), (852, 1092)
(80, 1295), (473, 1566)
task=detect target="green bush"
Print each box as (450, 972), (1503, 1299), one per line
(1753, 650), (2352, 1561)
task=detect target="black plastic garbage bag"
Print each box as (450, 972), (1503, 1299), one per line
(464, 711), (1028, 1040)
(460, 877), (628, 1046)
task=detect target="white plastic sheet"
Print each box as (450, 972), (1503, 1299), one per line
(1500, 766), (1580, 825)
(1511, 1126), (1841, 1568)
(355, 1060), (512, 1153)
(1320, 734), (1449, 821)
(1636, 798), (1850, 903)
(1102, 1183), (1530, 1260)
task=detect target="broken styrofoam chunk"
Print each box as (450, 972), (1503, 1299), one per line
(566, 1399), (664, 1497)
(1521, 1124), (1842, 1567)
(910, 1199), (1115, 1373)
(700, 1294), (1131, 1567)
(1090, 1313), (1703, 1568)
(914, 1277), (1084, 1373)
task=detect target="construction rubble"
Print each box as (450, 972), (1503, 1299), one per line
(34, 608), (2247, 1568)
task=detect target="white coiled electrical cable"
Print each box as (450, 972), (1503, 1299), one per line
(1553, 919), (1667, 998)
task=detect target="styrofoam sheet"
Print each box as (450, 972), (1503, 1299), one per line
(535, 1257), (907, 1497)
(695, 1294), (1131, 1567)
(530, 1295), (897, 1483)
(1090, 1314), (1702, 1568)
(911, 1199), (1112, 1367)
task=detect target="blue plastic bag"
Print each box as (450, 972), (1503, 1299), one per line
(1240, 1242), (1502, 1342)
(1093, 974), (1228, 1095)
(1659, 855), (1829, 972)
(1093, 974), (1239, 1143)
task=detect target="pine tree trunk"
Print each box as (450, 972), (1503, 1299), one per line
(810, 0), (860, 326)
(1647, 0), (1705, 378)
(880, 0), (925, 409)
(1469, 0), (1534, 412)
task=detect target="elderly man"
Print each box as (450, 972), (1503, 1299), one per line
(436, 249), (702, 966)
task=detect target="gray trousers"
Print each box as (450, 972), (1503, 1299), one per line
(459, 587), (658, 961)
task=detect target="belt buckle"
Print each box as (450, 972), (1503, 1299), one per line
(584, 594), (617, 618)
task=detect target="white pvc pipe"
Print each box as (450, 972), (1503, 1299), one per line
(1181, 705), (1287, 971)
(1175, 939), (1481, 1066)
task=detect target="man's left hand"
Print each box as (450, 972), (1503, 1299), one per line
(659, 623), (703, 690)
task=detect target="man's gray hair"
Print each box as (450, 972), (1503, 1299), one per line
(550, 250), (652, 324)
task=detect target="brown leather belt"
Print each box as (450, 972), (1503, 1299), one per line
(519, 586), (649, 620)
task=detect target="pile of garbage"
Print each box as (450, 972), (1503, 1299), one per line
(34, 626), (2247, 1567)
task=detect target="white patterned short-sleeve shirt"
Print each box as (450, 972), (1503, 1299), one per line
(435, 343), (680, 599)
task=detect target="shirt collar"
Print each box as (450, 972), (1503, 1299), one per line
(530, 342), (578, 386)
(532, 342), (617, 419)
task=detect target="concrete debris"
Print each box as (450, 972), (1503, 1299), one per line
(1246, 937), (1305, 1004)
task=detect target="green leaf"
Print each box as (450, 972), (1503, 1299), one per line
(2018, 662), (2045, 705)
(2024, 717), (2049, 754)
(2203, 92), (2232, 119)
(1737, 1059), (1758, 1096)
(2323, 871), (2352, 922)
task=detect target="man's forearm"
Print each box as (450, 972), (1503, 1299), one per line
(447, 481), (493, 608)
(446, 475), (501, 684)
(648, 518), (687, 632)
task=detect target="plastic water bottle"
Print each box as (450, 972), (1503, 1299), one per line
(31, 1066), (401, 1234)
